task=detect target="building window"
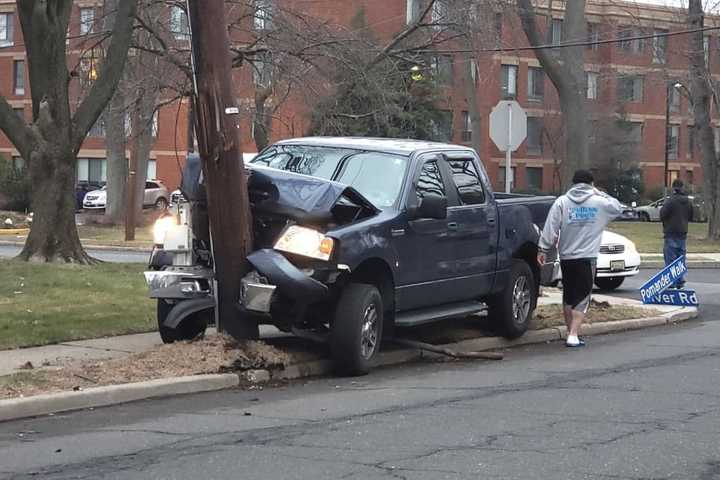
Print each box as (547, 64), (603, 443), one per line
(498, 166), (516, 190)
(0, 13), (13, 47)
(406, 0), (421, 24)
(170, 6), (190, 40)
(526, 167), (543, 191)
(77, 158), (107, 185)
(494, 13), (503, 47)
(551, 19), (563, 45)
(668, 170), (680, 184)
(501, 64), (517, 98)
(89, 115), (106, 138)
(587, 23), (599, 51)
(12, 156), (24, 171)
(528, 67), (544, 101)
(431, 0), (448, 26)
(430, 110), (453, 142)
(448, 158), (485, 205)
(619, 27), (644, 54)
(586, 71), (598, 100)
(13, 107), (23, 120)
(668, 125), (679, 160)
(618, 121), (643, 145)
(254, 0), (273, 31)
(151, 111), (159, 138)
(653, 29), (668, 64)
(687, 169), (694, 185)
(147, 159), (157, 180)
(470, 59), (478, 85)
(461, 111), (472, 142)
(13, 60), (24, 96)
(669, 84), (681, 113)
(617, 76), (643, 103)
(430, 55), (453, 85)
(526, 117), (543, 155)
(252, 52), (274, 87)
(80, 7), (94, 35)
(704, 35), (710, 66)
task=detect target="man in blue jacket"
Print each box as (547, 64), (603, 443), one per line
(537, 170), (623, 347)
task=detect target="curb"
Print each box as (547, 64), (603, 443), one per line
(0, 239), (152, 253)
(0, 229), (30, 236)
(641, 260), (719, 270)
(0, 307), (698, 423)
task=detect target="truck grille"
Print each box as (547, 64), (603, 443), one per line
(600, 244), (625, 254)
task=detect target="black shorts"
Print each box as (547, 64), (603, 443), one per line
(560, 259), (596, 312)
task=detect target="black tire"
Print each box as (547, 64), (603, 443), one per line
(157, 299), (209, 343)
(487, 260), (536, 339)
(155, 197), (168, 210)
(639, 212), (650, 222)
(330, 283), (384, 376)
(595, 276), (624, 291)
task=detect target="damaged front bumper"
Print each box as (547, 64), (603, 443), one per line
(144, 266), (214, 299)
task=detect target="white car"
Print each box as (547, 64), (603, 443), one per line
(551, 231), (641, 291)
(83, 181), (170, 210)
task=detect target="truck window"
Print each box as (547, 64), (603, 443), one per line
(416, 161), (446, 200)
(251, 146), (353, 179)
(335, 152), (408, 209)
(447, 159), (485, 205)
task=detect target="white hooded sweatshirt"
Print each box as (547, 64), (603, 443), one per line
(539, 183), (623, 260)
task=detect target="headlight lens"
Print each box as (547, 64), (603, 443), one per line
(153, 216), (178, 245)
(627, 240), (637, 253)
(274, 226), (335, 261)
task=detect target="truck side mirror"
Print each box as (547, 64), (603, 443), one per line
(416, 195), (447, 220)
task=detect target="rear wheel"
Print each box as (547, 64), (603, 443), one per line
(639, 212), (650, 222)
(487, 260), (536, 339)
(157, 299), (209, 343)
(595, 276), (625, 291)
(155, 197), (168, 210)
(330, 283), (383, 376)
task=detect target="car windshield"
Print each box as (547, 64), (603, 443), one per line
(251, 146), (409, 209)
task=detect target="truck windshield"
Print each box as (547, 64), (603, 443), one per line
(251, 146), (408, 209)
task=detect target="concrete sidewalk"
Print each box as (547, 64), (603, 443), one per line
(0, 292), (674, 378)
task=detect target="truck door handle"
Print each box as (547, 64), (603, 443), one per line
(487, 217), (496, 224)
(447, 222), (458, 230)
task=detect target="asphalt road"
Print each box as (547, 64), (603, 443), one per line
(0, 244), (150, 263)
(0, 269), (718, 480)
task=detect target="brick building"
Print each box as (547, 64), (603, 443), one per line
(1, 0), (717, 195)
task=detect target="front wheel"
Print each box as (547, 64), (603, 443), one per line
(155, 197), (168, 210)
(595, 276), (625, 291)
(639, 212), (650, 222)
(487, 260), (536, 339)
(330, 283), (384, 376)
(157, 299), (209, 343)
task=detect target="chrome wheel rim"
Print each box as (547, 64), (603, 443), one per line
(512, 275), (531, 325)
(360, 304), (379, 360)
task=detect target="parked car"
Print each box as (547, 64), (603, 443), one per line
(616, 202), (638, 221)
(83, 180), (170, 210)
(636, 195), (707, 222)
(548, 230), (641, 291)
(144, 138), (555, 375)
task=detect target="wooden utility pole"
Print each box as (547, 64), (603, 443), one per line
(186, 0), (258, 339)
(125, 102), (140, 241)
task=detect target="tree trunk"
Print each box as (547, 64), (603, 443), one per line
(20, 144), (93, 263)
(688, 0), (720, 240)
(559, 91), (588, 189)
(105, 90), (127, 223)
(253, 86), (272, 152)
(188, 0), (258, 339)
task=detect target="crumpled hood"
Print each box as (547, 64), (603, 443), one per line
(247, 165), (379, 224)
(566, 183), (595, 204)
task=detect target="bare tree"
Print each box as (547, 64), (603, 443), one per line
(0, 1), (137, 262)
(688, 0), (720, 239)
(517, 0), (588, 189)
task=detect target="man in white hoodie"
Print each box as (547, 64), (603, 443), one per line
(537, 170), (623, 347)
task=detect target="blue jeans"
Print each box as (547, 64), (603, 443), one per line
(663, 235), (687, 287)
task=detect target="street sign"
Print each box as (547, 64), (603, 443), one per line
(489, 100), (527, 152)
(489, 100), (527, 193)
(644, 289), (699, 307)
(639, 256), (688, 303)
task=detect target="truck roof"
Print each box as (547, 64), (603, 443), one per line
(274, 137), (474, 156)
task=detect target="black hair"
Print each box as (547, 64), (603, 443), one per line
(572, 169), (594, 185)
(672, 178), (684, 190)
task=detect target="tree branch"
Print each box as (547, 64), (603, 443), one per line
(0, 96), (37, 157)
(71, 0), (138, 151)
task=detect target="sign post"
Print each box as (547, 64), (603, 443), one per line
(489, 100), (527, 193)
(639, 256), (698, 307)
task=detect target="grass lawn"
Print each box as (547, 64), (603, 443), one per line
(0, 260), (154, 350)
(608, 222), (720, 254)
(76, 224), (154, 248)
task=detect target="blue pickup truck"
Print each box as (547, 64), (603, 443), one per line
(145, 137), (555, 375)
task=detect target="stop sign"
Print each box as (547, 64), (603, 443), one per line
(489, 100), (527, 152)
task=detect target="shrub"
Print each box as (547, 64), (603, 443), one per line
(0, 157), (31, 212)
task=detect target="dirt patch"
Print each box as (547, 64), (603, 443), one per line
(532, 300), (661, 330)
(0, 335), (290, 399)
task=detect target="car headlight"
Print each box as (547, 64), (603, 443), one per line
(627, 240), (637, 253)
(153, 216), (178, 245)
(274, 225), (335, 261)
